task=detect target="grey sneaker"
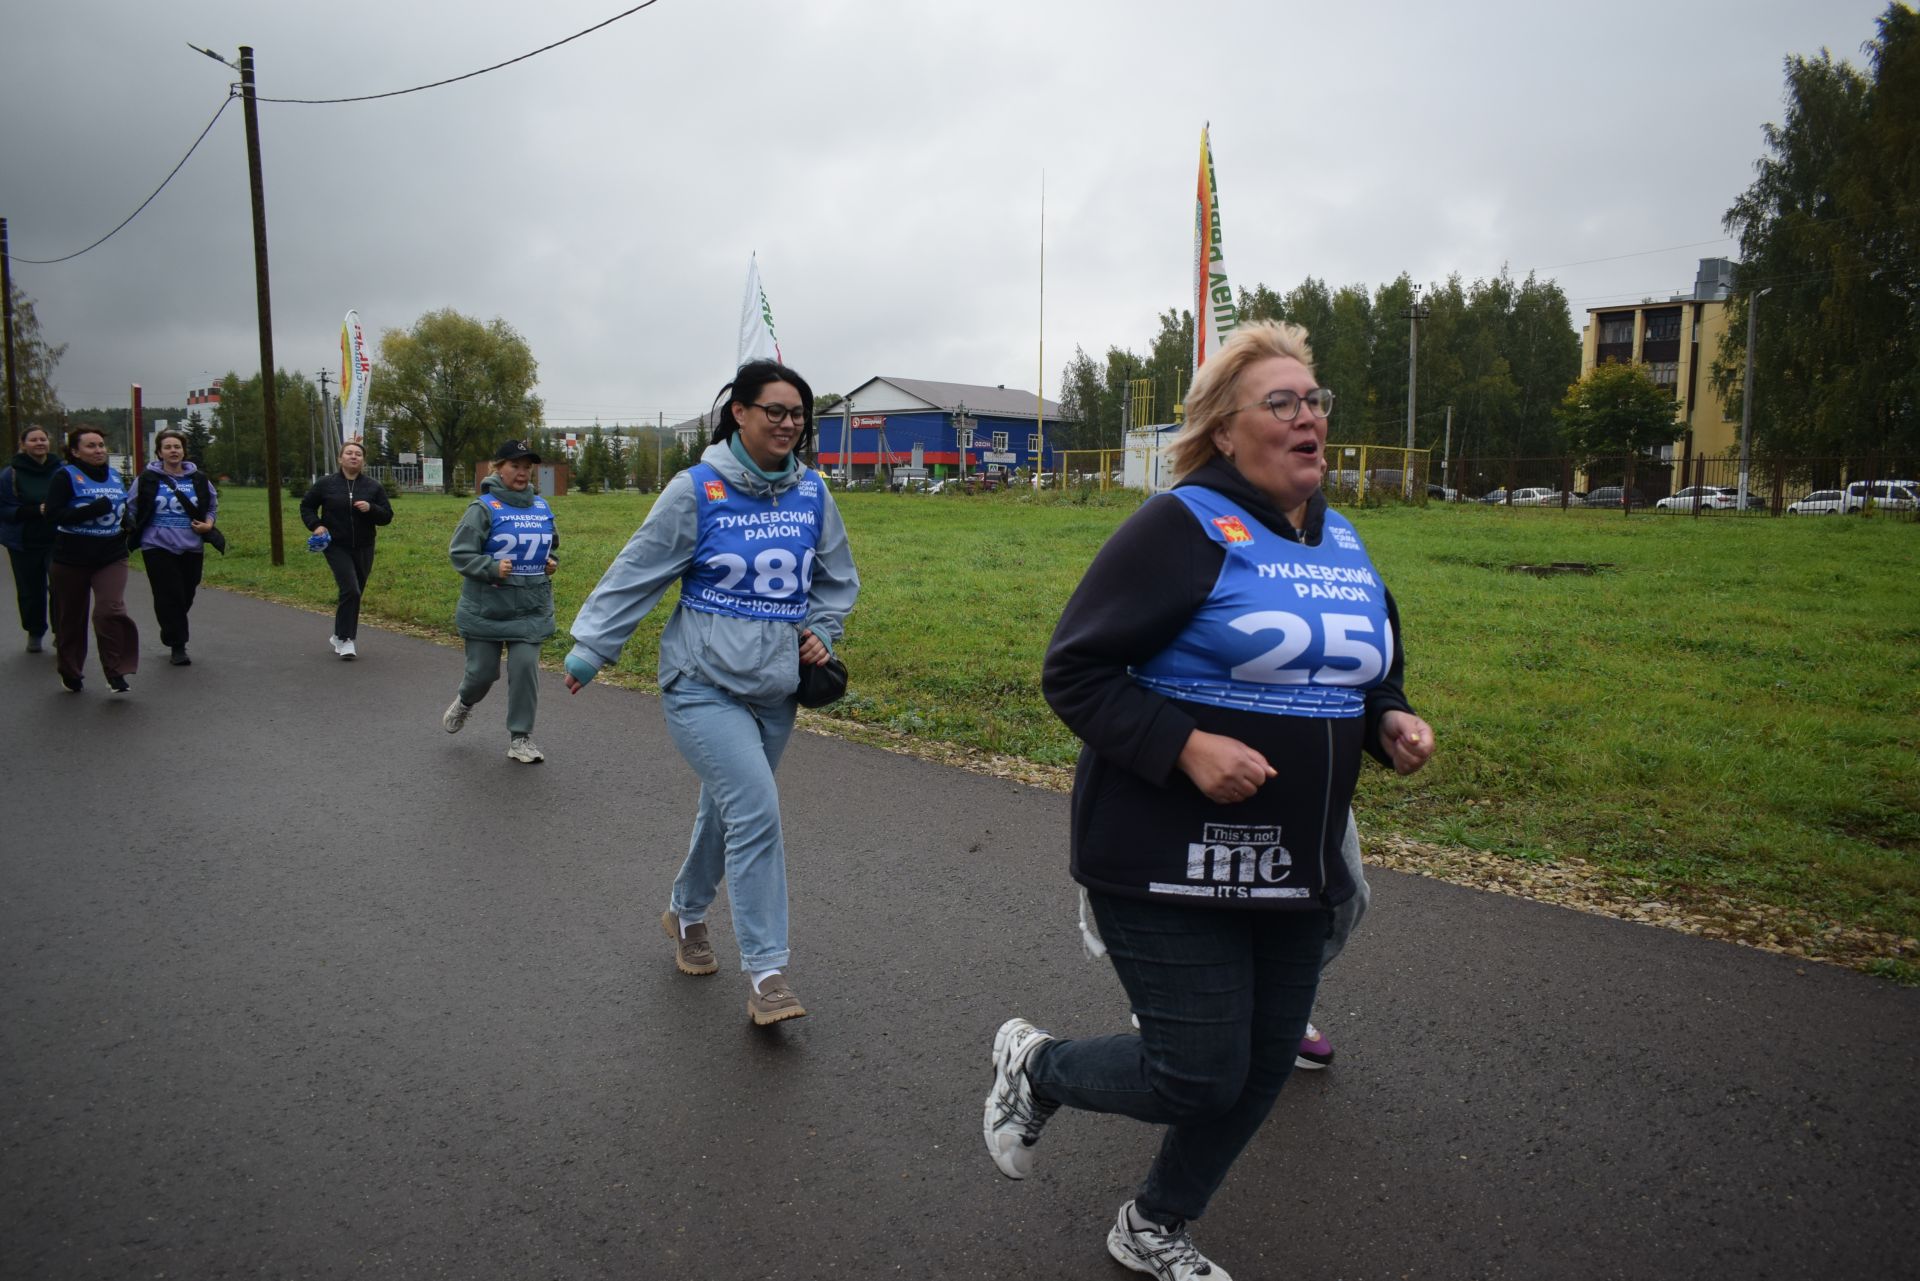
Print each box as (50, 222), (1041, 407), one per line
(984, 1017), (1058, 1179)
(338, 638), (357, 660)
(507, 734), (545, 763)
(661, 909), (718, 976)
(1107, 1201), (1233, 1280)
(747, 973), (807, 1025)
(443, 696), (472, 734)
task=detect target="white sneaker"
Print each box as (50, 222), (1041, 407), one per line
(328, 635), (343, 655)
(507, 734), (545, 763)
(1107, 1201), (1233, 1280)
(338, 638), (357, 660)
(443, 697), (472, 734)
(984, 1017), (1058, 1179)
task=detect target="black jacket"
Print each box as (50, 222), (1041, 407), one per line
(0, 451), (61, 551)
(299, 471), (393, 547)
(1041, 458), (1414, 910)
(42, 460), (129, 568)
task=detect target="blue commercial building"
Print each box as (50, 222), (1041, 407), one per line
(814, 377), (1066, 481)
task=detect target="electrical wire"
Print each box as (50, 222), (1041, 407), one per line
(256, 0), (664, 104)
(10, 92), (235, 265)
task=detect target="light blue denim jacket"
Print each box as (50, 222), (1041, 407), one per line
(567, 443), (859, 705)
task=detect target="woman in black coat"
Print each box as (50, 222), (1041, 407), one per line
(299, 439), (392, 660)
(982, 322), (1435, 1281)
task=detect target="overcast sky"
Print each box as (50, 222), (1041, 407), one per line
(0, 0), (1898, 426)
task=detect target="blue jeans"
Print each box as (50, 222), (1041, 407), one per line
(661, 677), (797, 972)
(1028, 892), (1328, 1224)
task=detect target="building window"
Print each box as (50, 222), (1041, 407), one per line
(1599, 316), (1633, 345)
(1646, 361), (1679, 393)
(992, 431), (1009, 451)
(1644, 311), (1681, 343)
(1027, 433), (1042, 453)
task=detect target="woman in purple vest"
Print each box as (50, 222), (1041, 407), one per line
(983, 322), (1435, 1280)
(40, 426), (139, 693)
(127, 428), (218, 666)
(564, 360), (860, 1027)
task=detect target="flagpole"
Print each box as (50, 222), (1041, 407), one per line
(1036, 170), (1045, 489)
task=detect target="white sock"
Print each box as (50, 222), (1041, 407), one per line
(675, 914), (694, 939)
(750, 967), (782, 993)
(1129, 1203), (1172, 1233)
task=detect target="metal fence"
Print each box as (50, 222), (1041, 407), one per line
(1443, 453), (1920, 520)
(1324, 445), (1432, 507)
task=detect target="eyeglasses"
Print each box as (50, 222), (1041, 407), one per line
(1240, 388), (1335, 421)
(752, 402), (807, 425)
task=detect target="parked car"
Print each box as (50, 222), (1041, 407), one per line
(1426, 483), (1459, 502)
(1842, 480), (1920, 513)
(1508, 487), (1564, 506)
(1655, 485), (1739, 512)
(1787, 488), (1845, 515)
(1581, 485), (1648, 509)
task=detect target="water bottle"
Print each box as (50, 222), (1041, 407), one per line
(307, 530), (331, 553)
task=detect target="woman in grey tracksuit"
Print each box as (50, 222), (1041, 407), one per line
(442, 439), (559, 763)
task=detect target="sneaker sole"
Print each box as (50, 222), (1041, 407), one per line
(661, 910), (718, 976)
(748, 1000), (807, 1026)
(1295, 1055), (1331, 1070)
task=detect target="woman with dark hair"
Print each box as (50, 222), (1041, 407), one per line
(565, 359), (860, 1026)
(299, 439), (393, 660)
(40, 426), (138, 693)
(983, 322), (1435, 1280)
(0, 424), (60, 651)
(127, 428), (218, 666)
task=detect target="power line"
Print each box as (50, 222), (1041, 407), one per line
(1530, 237), (1737, 273)
(256, 0), (665, 105)
(11, 92), (236, 265)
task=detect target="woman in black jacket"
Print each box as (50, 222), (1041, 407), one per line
(299, 439), (392, 660)
(0, 424), (61, 651)
(41, 426), (139, 693)
(982, 322), (1435, 1281)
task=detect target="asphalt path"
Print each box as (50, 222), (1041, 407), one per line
(2, 570), (1916, 1280)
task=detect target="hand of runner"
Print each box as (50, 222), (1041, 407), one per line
(1178, 729), (1277, 805)
(1380, 710), (1436, 775)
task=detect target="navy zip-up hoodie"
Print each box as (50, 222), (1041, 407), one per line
(1041, 457), (1413, 911)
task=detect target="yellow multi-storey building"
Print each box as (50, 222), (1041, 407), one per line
(1578, 257), (1740, 481)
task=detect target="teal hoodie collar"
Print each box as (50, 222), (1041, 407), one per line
(728, 433), (796, 485)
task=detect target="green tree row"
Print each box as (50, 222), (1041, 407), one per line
(1713, 2), (1919, 460)
(1058, 270), (1582, 462)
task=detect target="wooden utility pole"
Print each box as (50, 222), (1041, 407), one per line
(238, 46), (285, 564)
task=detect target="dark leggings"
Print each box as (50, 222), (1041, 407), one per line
(323, 543), (376, 640)
(142, 548), (205, 648)
(7, 544), (52, 638)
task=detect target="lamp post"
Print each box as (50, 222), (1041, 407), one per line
(1738, 286), (1772, 512)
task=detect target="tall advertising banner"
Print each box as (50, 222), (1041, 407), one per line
(1192, 125), (1239, 373)
(737, 254), (782, 369)
(339, 310), (372, 449)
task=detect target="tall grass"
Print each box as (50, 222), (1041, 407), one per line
(195, 488), (1919, 939)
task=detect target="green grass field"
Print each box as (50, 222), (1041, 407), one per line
(194, 486), (1920, 955)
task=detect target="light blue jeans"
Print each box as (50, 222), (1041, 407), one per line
(660, 676), (797, 972)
